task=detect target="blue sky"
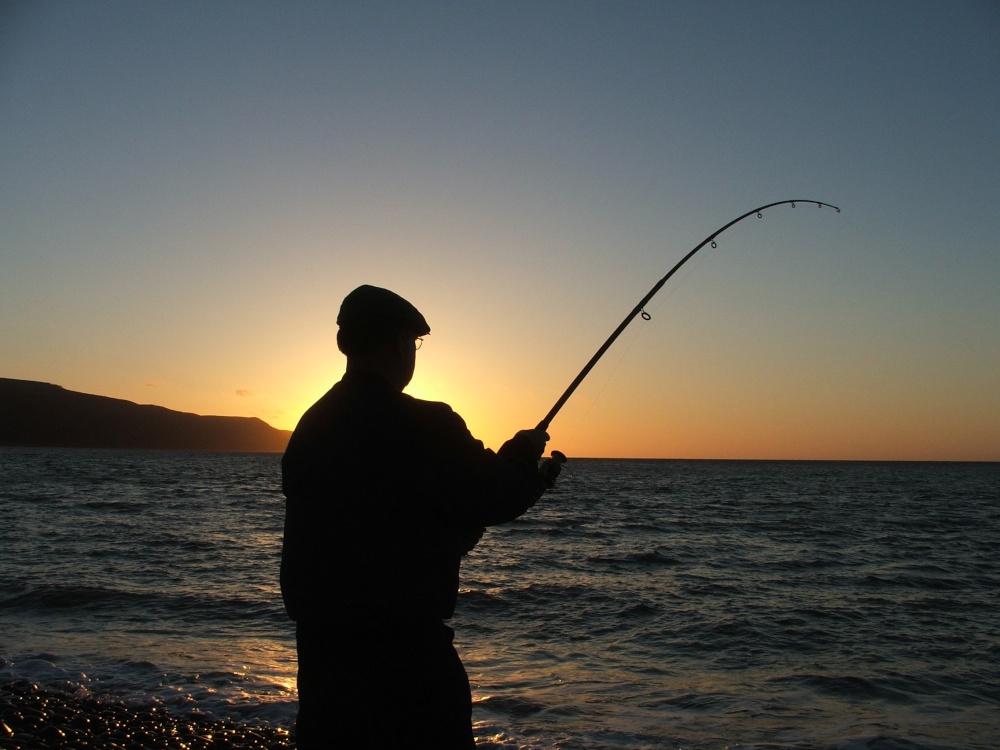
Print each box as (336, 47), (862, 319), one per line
(2, 1), (998, 459)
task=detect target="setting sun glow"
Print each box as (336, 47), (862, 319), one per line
(2, 3), (997, 461)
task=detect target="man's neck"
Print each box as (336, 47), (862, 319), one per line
(345, 358), (407, 392)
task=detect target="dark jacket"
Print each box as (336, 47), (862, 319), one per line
(280, 370), (545, 624)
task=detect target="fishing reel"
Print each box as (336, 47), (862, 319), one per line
(538, 450), (567, 489)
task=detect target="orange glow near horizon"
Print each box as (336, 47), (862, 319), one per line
(7, 312), (996, 463)
(75, 307), (992, 463)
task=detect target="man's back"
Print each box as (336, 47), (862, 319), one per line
(281, 369), (542, 625)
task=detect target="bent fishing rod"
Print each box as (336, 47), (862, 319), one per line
(537, 199), (840, 434)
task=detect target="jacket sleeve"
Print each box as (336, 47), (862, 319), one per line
(403, 398), (548, 529)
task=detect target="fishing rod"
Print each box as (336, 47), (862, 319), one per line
(536, 199), (840, 433)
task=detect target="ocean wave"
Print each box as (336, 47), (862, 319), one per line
(0, 581), (281, 625)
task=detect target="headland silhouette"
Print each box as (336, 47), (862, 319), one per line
(0, 378), (291, 452)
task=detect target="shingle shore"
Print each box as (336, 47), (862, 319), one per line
(0, 680), (294, 749)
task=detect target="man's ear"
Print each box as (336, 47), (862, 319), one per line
(394, 334), (409, 359)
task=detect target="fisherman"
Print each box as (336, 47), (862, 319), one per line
(280, 284), (560, 749)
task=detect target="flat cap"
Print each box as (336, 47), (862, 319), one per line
(336, 284), (430, 337)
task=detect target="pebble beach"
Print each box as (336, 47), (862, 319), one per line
(0, 681), (293, 750)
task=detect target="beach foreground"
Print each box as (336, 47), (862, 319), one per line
(0, 681), (293, 750)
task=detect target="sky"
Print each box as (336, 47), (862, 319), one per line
(2, 1), (998, 461)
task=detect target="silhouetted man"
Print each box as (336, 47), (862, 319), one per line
(280, 284), (558, 749)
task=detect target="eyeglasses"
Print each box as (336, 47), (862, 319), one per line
(415, 337), (424, 350)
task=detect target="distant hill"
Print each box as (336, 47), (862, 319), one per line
(0, 378), (291, 452)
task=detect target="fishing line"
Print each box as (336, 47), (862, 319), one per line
(537, 199), (841, 433)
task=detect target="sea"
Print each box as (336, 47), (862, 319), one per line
(1, 448), (998, 750)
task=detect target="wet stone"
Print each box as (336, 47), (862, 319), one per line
(0, 683), (293, 749)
